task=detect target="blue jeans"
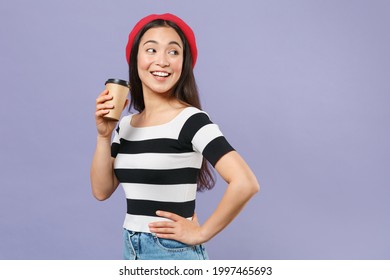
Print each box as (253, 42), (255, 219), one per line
(123, 229), (209, 260)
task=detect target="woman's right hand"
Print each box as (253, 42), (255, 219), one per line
(95, 89), (118, 138)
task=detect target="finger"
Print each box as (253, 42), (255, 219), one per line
(96, 103), (114, 111)
(149, 227), (175, 234)
(96, 96), (113, 105)
(149, 221), (175, 228)
(156, 211), (182, 222)
(99, 89), (109, 96)
(96, 89), (109, 100)
(96, 92), (113, 104)
(95, 109), (110, 118)
(154, 233), (175, 239)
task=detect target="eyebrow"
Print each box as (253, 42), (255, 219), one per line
(143, 40), (182, 48)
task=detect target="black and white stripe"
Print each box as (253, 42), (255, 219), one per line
(111, 107), (234, 233)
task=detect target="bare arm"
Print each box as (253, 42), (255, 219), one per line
(149, 151), (260, 245)
(90, 137), (119, 201)
(198, 151), (260, 241)
(90, 89), (125, 201)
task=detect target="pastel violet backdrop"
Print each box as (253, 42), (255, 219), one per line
(0, 0), (389, 259)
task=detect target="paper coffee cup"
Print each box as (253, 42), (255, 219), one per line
(103, 79), (130, 121)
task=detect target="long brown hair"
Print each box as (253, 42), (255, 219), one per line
(128, 19), (215, 192)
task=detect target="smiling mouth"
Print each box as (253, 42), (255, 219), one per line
(151, 71), (171, 78)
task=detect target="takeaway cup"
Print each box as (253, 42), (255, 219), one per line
(103, 79), (130, 121)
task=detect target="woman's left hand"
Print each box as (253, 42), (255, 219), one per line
(149, 211), (204, 245)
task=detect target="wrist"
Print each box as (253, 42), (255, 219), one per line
(199, 225), (212, 244)
(96, 135), (112, 143)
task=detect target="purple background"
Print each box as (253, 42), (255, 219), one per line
(1, 0), (389, 260)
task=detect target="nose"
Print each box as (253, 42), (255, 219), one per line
(155, 53), (169, 67)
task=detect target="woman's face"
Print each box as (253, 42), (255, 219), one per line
(137, 26), (184, 96)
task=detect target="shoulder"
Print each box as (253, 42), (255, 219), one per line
(175, 107), (213, 134)
(177, 107), (211, 125)
(115, 114), (134, 134)
(177, 107), (215, 142)
(119, 114), (134, 124)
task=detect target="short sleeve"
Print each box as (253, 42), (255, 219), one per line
(111, 125), (121, 158)
(178, 112), (235, 167)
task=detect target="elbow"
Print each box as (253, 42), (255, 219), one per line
(249, 177), (260, 197)
(93, 193), (110, 201)
(254, 180), (260, 194)
(90, 183), (112, 201)
(92, 191), (111, 201)
(234, 175), (260, 198)
(244, 172), (260, 197)
(90, 175), (115, 201)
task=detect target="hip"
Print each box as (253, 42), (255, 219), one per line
(123, 229), (209, 260)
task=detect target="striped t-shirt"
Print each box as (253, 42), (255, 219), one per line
(111, 107), (234, 233)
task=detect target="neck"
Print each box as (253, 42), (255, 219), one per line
(141, 88), (181, 117)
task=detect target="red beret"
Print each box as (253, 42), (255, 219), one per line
(125, 13), (197, 68)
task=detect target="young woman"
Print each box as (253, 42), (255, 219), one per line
(91, 13), (259, 260)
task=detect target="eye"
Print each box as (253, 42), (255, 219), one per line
(146, 48), (156, 53)
(168, 49), (179, 55)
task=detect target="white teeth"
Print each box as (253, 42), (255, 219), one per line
(152, 71), (169, 77)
